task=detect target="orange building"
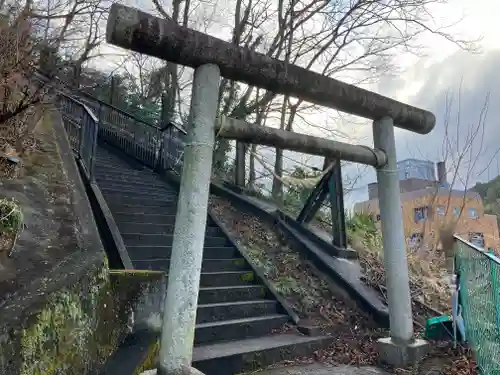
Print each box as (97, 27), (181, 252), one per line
(354, 161), (500, 252)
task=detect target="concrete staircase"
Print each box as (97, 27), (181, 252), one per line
(94, 143), (329, 375)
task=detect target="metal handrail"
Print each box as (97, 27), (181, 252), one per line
(56, 92), (100, 180)
(34, 69), (187, 135)
(34, 70), (188, 175)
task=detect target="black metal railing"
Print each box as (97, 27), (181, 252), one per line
(57, 93), (99, 180)
(75, 93), (187, 172)
(33, 70), (188, 175)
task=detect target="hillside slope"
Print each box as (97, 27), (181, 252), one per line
(473, 176), (500, 220)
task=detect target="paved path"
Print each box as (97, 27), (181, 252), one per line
(249, 363), (390, 375)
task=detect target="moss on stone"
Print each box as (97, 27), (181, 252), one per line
(232, 259), (246, 266)
(241, 272), (255, 282)
(11, 258), (164, 375)
(134, 340), (160, 375)
(18, 258), (119, 375)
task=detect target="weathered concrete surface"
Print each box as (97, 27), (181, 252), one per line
(248, 363), (390, 375)
(106, 4), (436, 135)
(138, 366), (205, 375)
(0, 109), (163, 374)
(215, 117), (387, 167)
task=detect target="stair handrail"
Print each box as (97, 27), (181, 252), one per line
(34, 69), (187, 134)
(56, 91), (100, 181)
(30, 72), (100, 181)
(34, 70), (189, 172)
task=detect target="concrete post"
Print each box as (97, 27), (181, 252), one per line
(372, 117), (428, 366)
(158, 64), (220, 375)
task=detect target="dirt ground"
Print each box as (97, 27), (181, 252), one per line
(0, 114), (80, 306)
(209, 196), (477, 375)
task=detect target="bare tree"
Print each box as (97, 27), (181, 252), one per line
(0, 2), (47, 178)
(103, 0), (478, 204)
(404, 86), (498, 254)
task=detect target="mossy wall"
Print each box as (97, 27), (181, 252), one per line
(0, 259), (166, 375)
(134, 340), (160, 375)
(17, 258), (116, 375)
(0, 107), (166, 374)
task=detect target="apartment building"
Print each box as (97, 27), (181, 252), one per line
(354, 159), (500, 251)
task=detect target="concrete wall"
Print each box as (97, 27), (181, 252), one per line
(368, 178), (437, 200)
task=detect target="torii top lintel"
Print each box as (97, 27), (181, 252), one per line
(106, 3), (436, 135)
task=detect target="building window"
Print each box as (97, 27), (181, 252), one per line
(453, 207), (460, 217)
(376, 214), (381, 221)
(468, 232), (485, 248)
(436, 205), (446, 216)
(408, 233), (423, 249)
(414, 206), (429, 223)
(468, 208), (479, 219)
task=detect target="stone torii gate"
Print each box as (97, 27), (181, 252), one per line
(106, 4), (435, 374)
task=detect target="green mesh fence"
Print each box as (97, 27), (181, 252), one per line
(455, 236), (500, 374)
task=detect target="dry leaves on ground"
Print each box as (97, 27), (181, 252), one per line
(209, 196), (478, 374)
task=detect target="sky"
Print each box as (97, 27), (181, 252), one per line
(339, 0), (500, 207)
(253, 0), (500, 208)
(98, 0), (500, 208)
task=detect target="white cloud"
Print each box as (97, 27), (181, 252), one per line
(94, 0), (500, 210)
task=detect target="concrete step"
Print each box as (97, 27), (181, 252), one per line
(132, 258), (250, 273)
(95, 170), (157, 182)
(98, 182), (175, 196)
(95, 162), (134, 172)
(100, 188), (176, 202)
(114, 213), (179, 225)
(108, 200), (178, 212)
(95, 158), (136, 169)
(193, 333), (332, 375)
(117, 222), (221, 236)
(105, 196), (176, 209)
(198, 285), (268, 305)
(122, 233), (228, 247)
(127, 245), (239, 260)
(196, 300), (279, 324)
(130, 269), (256, 287)
(194, 315), (289, 345)
(96, 176), (171, 191)
(95, 165), (144, 175)
(110, 203), (178, 215)
(115, 220), (223, 237)
(193, 271), (256, 288)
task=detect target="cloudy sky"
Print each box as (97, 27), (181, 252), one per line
(100, 0), (500, 208)
(339, 0), (500, 207)
(255, 0), (500, 208)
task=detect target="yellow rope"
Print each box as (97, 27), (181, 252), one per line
(249, 149), (335, 189)
(215, 115), (335, 189)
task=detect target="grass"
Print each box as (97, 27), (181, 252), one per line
(0, 197), (23, 234)
(0, 197), (24, 254)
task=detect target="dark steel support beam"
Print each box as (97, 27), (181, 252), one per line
(296, 168), (332, 224)
(328, 160), (347, 249)
(235, 141), (246, 187)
